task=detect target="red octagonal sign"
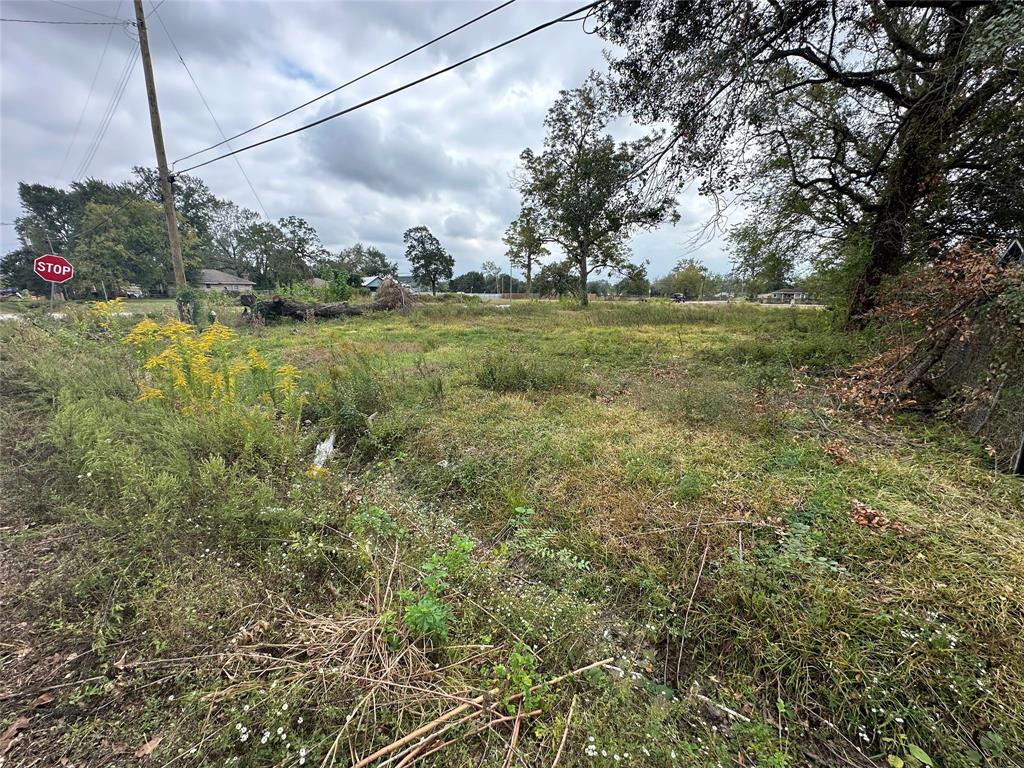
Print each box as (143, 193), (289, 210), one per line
(34, 253), (75, 284)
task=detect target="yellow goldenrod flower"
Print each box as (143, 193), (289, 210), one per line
(196, 321), (235, 352)
(276, 364), (300, 393)
(247, 347), (268, 371)
(123, 317), (162, 347)
(137, 385), (164, 402)
(159, 320), (194, 342)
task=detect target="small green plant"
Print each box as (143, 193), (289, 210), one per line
(400, 535), (473, 643)
(349, 504), (402, 540)
(402, 593), (453, 643)
(491, 642), (545, 714)
(506, 507), (589, 572)
(778, 517), (847, 575)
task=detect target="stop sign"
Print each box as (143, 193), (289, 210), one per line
(33, 254), (75, 284)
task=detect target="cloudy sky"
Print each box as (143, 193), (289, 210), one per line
(1, 0), (734, 278)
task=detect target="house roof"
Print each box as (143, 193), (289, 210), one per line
(362, 275), (385, 287)
(200, 268), (255, 286)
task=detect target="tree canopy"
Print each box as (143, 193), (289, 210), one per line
(333, 243), (397, 278)
(502, 206), (549, 296)
(516, 74), (678, 306)
(1, 170), (334, 294)
(404, 226), (453, 295)
(599, 1), (1024, 323)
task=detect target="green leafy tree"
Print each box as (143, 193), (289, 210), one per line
(335, 243), (397, 278)
(450, 270), (487, 293)
(503, 206), (549, 295)
(205, 200), (260, 277)
(274, 215), (327, 285)
(74, 200), (201, 294)
(613, 265), (651, 297)
(404, 226), (453, 295)
(0, 247), (37, 291)
(237, 220), (286, 288)
(481, 260), (501, 293)
(651, 258), (711, 299)
(131, 167), (219, 244)
(14, 179), (130, 259)
(727, 222), (797, 297)
(319, 267), (354, 301)
(533, 260), (575, 298)
(516, 74), (677, 306)
(599, 1), (1024, 324)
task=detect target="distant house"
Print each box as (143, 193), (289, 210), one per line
(363, 275), (427, 292)
(758, 288), (810, 304)
(199, 269), (255, 293)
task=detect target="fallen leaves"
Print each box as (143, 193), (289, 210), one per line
(31, 692), (55, 708)
(0, 715), (30, 755)
(135, 735), (163, 758)
(824, 441), (854, 465)
(850, 501), (911, 535)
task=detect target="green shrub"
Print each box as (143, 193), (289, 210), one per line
(473, 349), (578, 393)
(308, 354), (393, 445)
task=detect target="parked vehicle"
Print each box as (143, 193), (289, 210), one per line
(671, 293), (688, 303)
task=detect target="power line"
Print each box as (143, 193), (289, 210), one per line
(176, 0), (603, 174)
(173, 0), (519, 165)
(73, 43), (140, 180)
(74, 45), (138, 180)
(0, 17), (124, 24)
(58, 0), (124, 178)
(49, 0), (122, 20)
(148, 1), (272, 221)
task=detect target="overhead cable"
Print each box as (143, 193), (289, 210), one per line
(176, 0), (603, 174)
(58, 0), (124, 177)
(148, 1), (272, 220)
(0, 17), (124, 24)
(73, 44), (140, 180)
(173, 0), (519, 165)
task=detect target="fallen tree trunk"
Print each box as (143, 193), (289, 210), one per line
(241, 294), (370, 321)
(241, 293), (410, 322)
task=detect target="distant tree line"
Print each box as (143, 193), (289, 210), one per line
(0, 168), (404, 297)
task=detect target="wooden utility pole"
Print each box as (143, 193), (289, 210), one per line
(133, 0), (190, 319)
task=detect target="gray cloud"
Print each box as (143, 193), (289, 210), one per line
(305, 112), (491, 199)
(1, 0), (737, 277)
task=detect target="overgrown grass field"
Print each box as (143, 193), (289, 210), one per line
(1, 300), (1021, 767)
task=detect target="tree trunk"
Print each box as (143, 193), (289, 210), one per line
(242, 295), (369, 321)
(845, 9), (977, 329)
(525, 260), (532, 297)
(846, 115), (945, 328)
(578, 253), (589, 307)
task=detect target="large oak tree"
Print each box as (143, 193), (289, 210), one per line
(599, 0), (1024, 324)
